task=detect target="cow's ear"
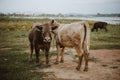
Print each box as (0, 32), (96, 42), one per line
(51, 19), (54, 24)
(36, 25), (43, 31)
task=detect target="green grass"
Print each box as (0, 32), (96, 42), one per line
(0, 51), (46, 80)
(90, 25), (120, 49)
(0, 17), (120, 80)
(0, 30), (48, 80)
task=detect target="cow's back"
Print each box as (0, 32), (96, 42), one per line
(28, 27), (36, 43)
(94, 22), (107, 28)
(56, 21), (90, 48)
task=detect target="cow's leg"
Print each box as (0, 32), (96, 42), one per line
(55, 44), (60, 64)
(60, 47), (65, 63)
(96, 28), (98, 32)
(104, 27), (108, 32)
(91, 28), (94, 32)
(75, 47), (83, 71)
(83, 44), (90, 71)
(29, 43), (34, 60)
(83, 52), (89, 71)
(45, 50), (49, 64)
(45, 44), (50, 66)
(45, 49), (51, 67)
(35, 45), (39, 64)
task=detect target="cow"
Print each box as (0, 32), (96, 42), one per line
(28, 20), (59, 66)
(53, 21), (90, 71)
(91, 22), (108, 32)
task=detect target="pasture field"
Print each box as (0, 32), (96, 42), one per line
(0, 17), (120, 80)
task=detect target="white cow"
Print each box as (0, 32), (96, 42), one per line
(53, 21), (90, 71)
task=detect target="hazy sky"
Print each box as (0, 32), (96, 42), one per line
(0, 0), (120, 14)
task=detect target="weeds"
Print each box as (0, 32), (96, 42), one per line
(101, 64), (108, 67)
(110, 66), (119, 69)
(116, 59), (120, 62)
(88, 57), (98, 62)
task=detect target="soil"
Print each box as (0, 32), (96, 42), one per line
(34, 49), (120, 80)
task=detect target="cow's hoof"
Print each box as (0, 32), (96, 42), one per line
(60, 60), (64, 63)
(76, 67), (80, 71)
(54, 61), (59, 64)
(35, 63), (41, 67)
(46, 64), (51, 67)
(36, 60), (39, 64)
(83, 68), (88, 72)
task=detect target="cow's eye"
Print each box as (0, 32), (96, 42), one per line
(41, 31), (45, 37)
(40, 31), (44, 34)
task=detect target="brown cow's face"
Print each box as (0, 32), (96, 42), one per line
(42, 25), (52, 43)
(36, 25), (52, 43)
(36, 20), (60, 43)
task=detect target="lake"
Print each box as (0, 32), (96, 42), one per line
(10, 16), (120, 25)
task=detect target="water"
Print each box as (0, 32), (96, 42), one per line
(78, 16), (120, 25)
(10, 16), (120, 25)
(58, 16), (120, 25)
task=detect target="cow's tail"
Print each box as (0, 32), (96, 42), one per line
(82, 23), (87, 51)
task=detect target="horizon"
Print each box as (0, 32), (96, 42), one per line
(0, 12), (120, 15)
(0, 0), (120, 14)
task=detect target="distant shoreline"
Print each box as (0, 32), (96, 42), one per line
(10, 16), (120, 25)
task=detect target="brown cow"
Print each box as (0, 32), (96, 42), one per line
(53, 21), (90, 71)
(91, 22), (108, 32)
(28, 20), (59, 65)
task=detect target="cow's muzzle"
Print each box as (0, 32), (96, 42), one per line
(43, 37), (51, 43)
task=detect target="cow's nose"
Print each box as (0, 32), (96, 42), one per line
(44, 37), (51, 42)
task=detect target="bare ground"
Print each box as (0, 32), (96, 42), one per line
(34, 49), (120, 80)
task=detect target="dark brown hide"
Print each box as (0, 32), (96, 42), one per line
(28, 20), (59, 65)
(91, 22), (108, 32)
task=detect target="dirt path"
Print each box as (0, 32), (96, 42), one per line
(36, 49), (120, 80)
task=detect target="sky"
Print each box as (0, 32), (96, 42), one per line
(0, 0), (120, 14)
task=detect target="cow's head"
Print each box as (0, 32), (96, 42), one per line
(36, 20), (59, 43)
(50, 19), (59, 31)
(50, 19), (60, 35)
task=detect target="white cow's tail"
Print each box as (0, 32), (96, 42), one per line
(83, 24), (87, 43)
(82, 24), (87, 51)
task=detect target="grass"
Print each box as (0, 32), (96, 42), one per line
(116, 59), (120, 62)
(88, 57), (98, 62)
(0, 30), (48, 80)
(0, 51), (46, 80)
(101, 64), (108, 67)
(0, 17), (120, 80)
(110, 66), (119, 69)
(90, 25), (120, 49)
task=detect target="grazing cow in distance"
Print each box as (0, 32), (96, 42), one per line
(28, 20), (59, 65)
(91, 22), (108, 32)
(53, 21), (90, 71)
